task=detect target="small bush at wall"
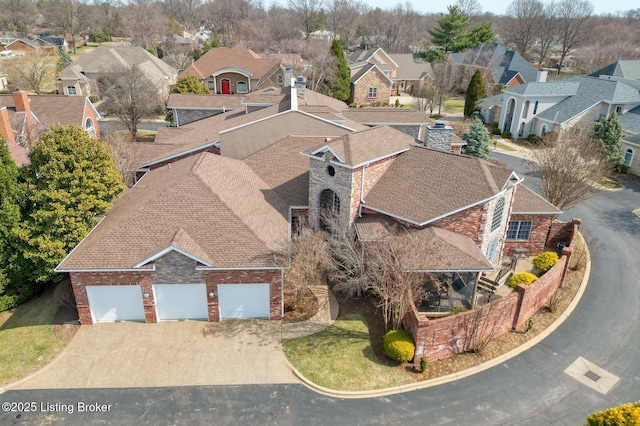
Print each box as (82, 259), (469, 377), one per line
(383, 329), (415, 363)
(348, 103), (357, 108)
(420, 356), (427, 372)
(501, 131), (512, 139)
(492, 127), (502, 135)
(507, 272), (538, 288)
(533, 251), (559, 272)
(89, 95), (99, 103)
(491, 121), (499, 128)
(527, 133), (542, 143)
(586, 400), (640, 425)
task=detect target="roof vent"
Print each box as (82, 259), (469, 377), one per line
(325, 137), (332, 142)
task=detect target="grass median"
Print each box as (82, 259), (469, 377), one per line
(283, 314), (414, 391)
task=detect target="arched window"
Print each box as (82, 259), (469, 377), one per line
(319, 189), (340, 231)
(533, 100), (539, 114)
(623, 147), (634, 167)
(85, 117), (96, 138)
(490, 197), (505, 232)
(522, 100), (530, 118)
(237, 81), (248, 93)
(539, 124), (548, 136)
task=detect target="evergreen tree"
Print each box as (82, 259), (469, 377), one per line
(171, 76), (211, 94)
(0, 137), (24, 310)
(329, 39), (351, 102)
(14, 125), (125, 285)
(462, 119), (492, 159)
(429, 5), (470, 53)
(593, 111), (624, 165)
(56, 48), (73, 73)
(464, 69), (486, 117)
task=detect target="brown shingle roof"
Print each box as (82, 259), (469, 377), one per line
(0, 94), (90, 128)
(167, 93), (244, 109)
(310, 126), (415, 167)
(512, 184), (562, 214)
(57, 152), (289, 270)
(342, 108), (432, 124)
(355, 215), (493, 271)
(243, 135), (327, 207)
(179, 48), (280, 82)
(364, 146), (517, 225)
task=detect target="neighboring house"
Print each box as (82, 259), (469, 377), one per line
(347, 47), (433, 104)
(56, 46), (178, 98)
(38, 34), (68, 52)
(0, 90), (101, 151)
(179, 48), (286, 95)
(56, 82), (560, 325)
(0, 69), (7, 90)
(497, 76), (640, 138)
(451, 43), (545, 93)
(5, 37), (59, 55)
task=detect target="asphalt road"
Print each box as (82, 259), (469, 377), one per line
(2, 153), (639, 425)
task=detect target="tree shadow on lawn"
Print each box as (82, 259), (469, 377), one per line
(0, 283), (70, 331)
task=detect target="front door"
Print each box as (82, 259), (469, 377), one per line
(221, 79), (230, 94)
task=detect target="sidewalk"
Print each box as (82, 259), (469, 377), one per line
(492, 138), (533, 161)
(281, 285), (339, 340)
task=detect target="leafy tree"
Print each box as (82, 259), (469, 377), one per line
(171, 76), (210, 94)
(329, 39), (350, 102)
(56, 48), (73, 73)
(98, 64), (163, 140)
(14, 126), (125, 285)
(462, 119), (491, 159)
(417, 49), (446, 63)
(0, 137), (25, 310)
(464, 69), (486, 117)
(592, 111), (624, 166)
(429, 5), (470, 53)
(467, 22), (493, 46)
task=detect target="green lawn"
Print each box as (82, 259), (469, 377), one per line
(283, 314), (414, 391)
(0, 290), (68, 386)
(443, 98), (465, 114)
(494, 140), (516, 151)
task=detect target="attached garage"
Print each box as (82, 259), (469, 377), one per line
(217, 283), (270, 320)
(86, 285), (146, 323)
(153, 284), (208, 321)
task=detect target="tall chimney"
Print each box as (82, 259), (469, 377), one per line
(424, 121), (454, 152)
(0, 106), (15, 143)
(283, 67), (293, 87)
(12, 90), (32, 126)
(294, 75), (306, 99)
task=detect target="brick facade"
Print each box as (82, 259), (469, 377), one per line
(350, 70), (392, 106)
(403, 218), (580, 365)
(503, 214), (554, 257)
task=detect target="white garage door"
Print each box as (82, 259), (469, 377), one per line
(218, 284), (270, 320)
(154, 284), (208, 321)
(86, 285), (145, 323)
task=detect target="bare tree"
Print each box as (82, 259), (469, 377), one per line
(502, 0), (544, 58)
(266, 5), (301, 42)
(278, 230), (332, 306)
(457, 296), (513, 354)
(287, 0), (322, 39)
(43, 0), (89, 54)
(532, 1), (559, 68)
(455, 0), (481, 16)
(163, 0), (201, 30)
(530, 130), (609, 210)
(103, 131), (137, 186)
(325, 0), (367, 45)
(327, 220), (367, 299)
(98, 64), (163, 140)
(203, 0), (255, 45)
(431, 60), (458, 115)
(92, 0), (123, 41)
(416, 84), (439, 117)
(122, 0), (166, 50)
(5, 50), (55, 94)
(0, 0), (36, 36)
(555, 0), (594, 73)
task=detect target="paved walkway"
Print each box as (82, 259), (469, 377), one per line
(281, 285), (339, 340)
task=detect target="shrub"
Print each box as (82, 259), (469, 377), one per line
(395, 99), (400, 107)
(507, 272), (538, 288)
(586, 401), (640, 425)
(491, 121), (499, 128)
(492, 127), (502, 135)
(533, 251), (559, 272)
(348, 103), (357, 108)
(501, 131), (512, 139)
(89, 95), (99, 103)
(527, 133), (542, 143)
(617, 164), (629, 174)
(420, 356), (427, 372)
(383, 329), (415, 363)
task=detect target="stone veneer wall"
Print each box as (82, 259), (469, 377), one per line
(350, 71), (392, 106)
(150, 251), (206, 284)
(403, 218), (580, 365)
(424, 126), (453, 151)
(308, 151), (354, 228)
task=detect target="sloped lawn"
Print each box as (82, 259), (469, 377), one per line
(283, 314), (414, 391)
(0, 288), (76, 386)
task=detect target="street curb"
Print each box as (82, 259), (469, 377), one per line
(288, 237), (592, 399)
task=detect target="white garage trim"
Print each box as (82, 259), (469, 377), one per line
(86, 285), (145, 323)
(217, 283), (270, 320)
(153, 284), (208, 321)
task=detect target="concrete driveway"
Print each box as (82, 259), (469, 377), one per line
(11, 320), (296, 390)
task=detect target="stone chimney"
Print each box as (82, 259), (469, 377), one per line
(283, 67), (293, 87)
(294, 75), (306, 99)
(424, 121), (454, 151)
(12, 90), (32, 126)
(0, 106), (15, 143)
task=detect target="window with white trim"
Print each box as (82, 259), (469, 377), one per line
(490, 197), (505, 232)
(623, 147), (634, 167)
(277, 75), (283, 85)
(367, 87), (377, 98)
(507, 221), (532, 240)
(616, 106), (623, 114)
(85, 117), (96, 138)
(533, 100), (539, 114)
(207, 80), (215, 90)
(67, 86), (77, 95)
(237, 81), (248, 93)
